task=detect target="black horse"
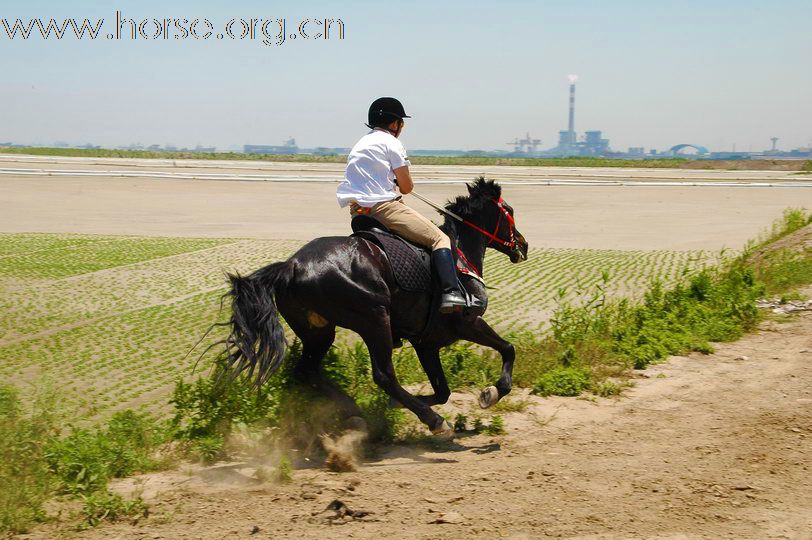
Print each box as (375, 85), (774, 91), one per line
(222, 178), (528, 436)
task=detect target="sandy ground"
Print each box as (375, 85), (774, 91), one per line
(1, 156), (810, 250)
(22, 290), (811, 540)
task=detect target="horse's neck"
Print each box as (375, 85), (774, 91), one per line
(454, 228), (487, 276)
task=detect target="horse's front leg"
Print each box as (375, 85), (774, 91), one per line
(456, 316), (515, 408)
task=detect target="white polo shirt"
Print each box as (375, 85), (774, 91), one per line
(336, 129), (411, 208)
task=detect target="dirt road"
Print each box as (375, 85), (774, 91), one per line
(33, 293), (809, 540)
(2, 164), (811, 250)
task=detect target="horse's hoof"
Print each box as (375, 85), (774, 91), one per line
(343, 416), (368, 434)
(431, 420), (455, 439)
(479, 386), (500, 409)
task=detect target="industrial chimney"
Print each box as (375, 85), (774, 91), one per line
(567, 74), (578, 146)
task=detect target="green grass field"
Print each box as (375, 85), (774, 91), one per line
(0, 233), (706, 421)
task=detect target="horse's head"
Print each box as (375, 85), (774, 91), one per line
(449, 177), (529, 263)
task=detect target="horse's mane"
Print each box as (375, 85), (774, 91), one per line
(445, 177), (502, 218)
(439, 176), (501, 238)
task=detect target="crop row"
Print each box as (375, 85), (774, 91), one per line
(0, 233), (706, 421)
(0, 238), (302, 340)
(0, 234), (232, 280)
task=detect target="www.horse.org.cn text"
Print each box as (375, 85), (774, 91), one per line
(0, 11), (345, 47)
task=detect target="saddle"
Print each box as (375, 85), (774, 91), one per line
(350, 215), (484, 306)
(351, 215), (432, 292)
(350, 216), (485, 344)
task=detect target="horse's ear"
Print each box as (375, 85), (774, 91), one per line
(467, 176), (501, 199)
(466, 176), (487, 196)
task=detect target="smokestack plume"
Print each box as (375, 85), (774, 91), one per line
(567, 74), (577, 145)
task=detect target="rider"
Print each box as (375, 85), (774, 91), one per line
(336, 97), (468, 313)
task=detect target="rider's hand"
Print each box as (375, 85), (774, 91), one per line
(394, 165), (413, 194)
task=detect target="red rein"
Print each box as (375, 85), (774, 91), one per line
(456, 197), (517, 278)
(461, 197), (516, 250)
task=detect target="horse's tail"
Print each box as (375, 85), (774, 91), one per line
(222, 261), (293, 387)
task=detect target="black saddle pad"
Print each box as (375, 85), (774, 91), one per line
(351, 217), (431, 293)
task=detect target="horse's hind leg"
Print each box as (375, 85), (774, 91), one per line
(410, 346), (451, 407)
(388, 347), (449, 409)
(292, 325), (365, 425)
(358, 310), (451, 435)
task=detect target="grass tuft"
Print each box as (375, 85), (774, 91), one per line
(79, 490), (147, 529)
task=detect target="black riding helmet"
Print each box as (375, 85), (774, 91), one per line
(367, 97), (411, 129)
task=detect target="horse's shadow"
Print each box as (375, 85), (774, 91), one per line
(362, 436), (502, 467)
(181, 435), (502, 487)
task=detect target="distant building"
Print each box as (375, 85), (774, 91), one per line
(549, 129), (611, 157)
(709, 152), (751, 160)
(244, 137), (299, 155)
(312, 147), (351, 156)
(506, 133), (543, 155)
(583, 131), (610, 155)
(139, 144), (216, 153)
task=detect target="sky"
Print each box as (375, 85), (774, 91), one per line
(1, 0), (810, 153)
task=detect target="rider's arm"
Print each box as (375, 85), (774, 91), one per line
(394, 165), (413, 194)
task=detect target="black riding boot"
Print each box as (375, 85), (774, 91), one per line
(431, 248), (468, 313)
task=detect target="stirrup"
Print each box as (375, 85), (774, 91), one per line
(465, 293), (486, 317)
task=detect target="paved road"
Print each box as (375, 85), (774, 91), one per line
(1, 154), (809, 185)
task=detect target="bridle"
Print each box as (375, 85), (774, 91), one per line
(459, 197), (517, 251)
(411, 191), (517, 251)
(409, 192), (518, 279)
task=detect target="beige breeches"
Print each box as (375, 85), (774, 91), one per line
(350, 198), (451, 251)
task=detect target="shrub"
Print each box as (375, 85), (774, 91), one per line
(472, 418), (485, 433)
(533, 367), (591, 397)
(440, 342), (499, 388)
(762, 249), (812, 296)
(593, 381), (629, 397)
(0, 385), (58, 533)
(80, 490), (147, 528)
(45, 427), (111, 494)
(190, 433), (225, 464)
(0, 385), (168, 532)
(485, 415), (506, 435)
(170, 357), (286, 441)
(46, 410), (167, 494)
(274, 455), (293, 483)
(453, 414), (468, 432)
